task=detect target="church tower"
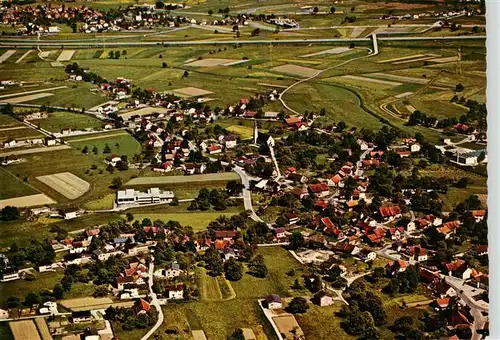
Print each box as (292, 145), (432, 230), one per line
(253, 120), (258, 144)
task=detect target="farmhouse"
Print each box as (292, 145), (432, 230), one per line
(264, 294), (282, 310)
(312, 291), (335, 306)
(165, 284), (184, 299)
(71, 311), (92, 323)
(116, 188), (174, 206)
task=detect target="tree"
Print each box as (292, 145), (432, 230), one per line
(24, 292), (40, 307)
(478, 151), (486, 163)
(183, 71), (189, 78)
(251, 28), (261, 37)
(93, 285), (109, 297)
(115, 160), (128, 171)
(92, 146), (98, 154)
(111, 177), (123, 189)
(289, 231), (305, 250)
(108, 51), (114, 59)
(330, 6), (336, 14)
(1, 206), (19, 221)
(456, 177), (468, 188)
(292, 279), (302, 289)
(224, 258), (243, 281)
(204, 247), (224, 276)
(286, 297), (309, 314)
(455, 83), (464, 92)
(126, 212), (134, 222)
(81, 145), (89, 154)
(103, 143), (111, 154)
(228, 328), (245, 340)
(53, 283), (64, 299)
(162, 62), (167, 68)
(71, 22), (77, 33)
(7, 296), (21, 308)
(208, 9), (213, 15)
(313, 6), (319, 14)
(392, 315), (413, 333)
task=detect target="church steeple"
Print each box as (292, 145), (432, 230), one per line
(253, 120), (258, 144)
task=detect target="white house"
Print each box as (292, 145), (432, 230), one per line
(313, 291), (335, 307)
(166, 284), (184, 299)
(358, 249), (377, 262)
(410, 143), (421, 152)
(264, 294), (282, 310)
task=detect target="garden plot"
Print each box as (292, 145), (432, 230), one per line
(0, 50), (16, 63)
(365, 73), (429, 85)
(392, 55), (443, 65)
(36, 172), (90, 199)
(50, 61), (65, 67)
(56, 50), (75, 61)
(429, 56), (459, 63)
(0, 194), (56, 209)
(3, 93), (54, 103)
(300, 47), (351, 57)
(39, 51), (53, 58)
(172, 87), (214, 98)
(341, 75), (402, 87)
(9, 320), (41, 340)
(377, 54), (440, 64)
(271, 64), (319, 77)
(185, 58), (238, 67)
(349, 27), (365, 38)
(15, 50), (32, 63)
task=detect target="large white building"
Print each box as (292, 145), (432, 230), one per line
(117, 188), (174, 206)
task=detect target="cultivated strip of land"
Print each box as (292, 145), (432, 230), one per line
(0, 145), (71, 157)
(0, 86), (67, 99)
(0, 49), (16, 63)
(9, 320), (41, 340)
(56, 50), (75, 61)
(300, 47), (351, 57)
(341, 75), (402, 87)
(0, 193), (56, 209)
(36, 172), (90, 199)
(126, 173), (240, 186)
(15, 50), (32, 63)
(271, 64), (319, 77)
(3, 93), (54, 103)
(66, 131), (128, 142)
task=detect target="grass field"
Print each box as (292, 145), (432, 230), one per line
(153, 246), (306, 339)
(0, 126), (45, 142)
(0, 271), (64, 304)
(125, 172), (239, 186)
(68, 131), (142, 158)
(0, 323), (13, 340)
(34, 111), (103, 133)
(296, 303), (355, 340)
(0, 114), (23, 128)
(0, 168), (40, 199)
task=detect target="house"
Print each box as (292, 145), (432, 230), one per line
(379, 206), (402, 220)
(214, 230), (237, 240)
(284, 213), (299, 225)
(218, 135), (237, 149)
(446, 259), (472, 280)
(471, 210), (486, 222)
(308, 183), (330, 198)
(471, 245), (487, 256)
(436, 220), (461, 239)
(71, 311), (92, 323)
(419, 268), (441, 288)
(291, 186), (309, 200)
(184, 163), (206, 175)
(385, 260), (407, 277)
(333, 242), (360, 256)
(264, 294), (282, 310)
(221, 247), (238, 261)
(207, 144), (222, 154)
(274, 227), (286, 239)
(63, 208), (83, 220)
(410, 143), (421, 152)
(165, 284), (184, 299)
(407, 246), (428, 262)
(288, 173), (308, 184)
(436, 281), (456, 299)
(312, 291), (335, 306)
(387, 227), (405, 240)
(327, 174), (343, 187)
(434, 297), (450, 311)
(195, 238), (212, 252)
(134, 298), (150, 315)
(358, 248), (377, 262)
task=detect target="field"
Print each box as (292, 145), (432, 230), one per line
(171, 86), (214, 97)
(36, 172), (90, 200)
(59, 297), (134, 311)
(119, 107), (169, 120)
(33, 319), (52, 340)
(3, 93), (54, 103)
(272, 315), (304, 338)
(296, 303), (355, 340)
(125, 172), (239, 186)
(300, 47), (351, 57)
(56, 50), (75, 61)
(34, 111), (103, 133)
(0, 193), (56, 209)
(0, 126), (45, 142)
(0, 50), (16, 63)
(0, 168), (40, 199)
(185, 58), (238, 67)
(225, 125), (254, 139)
(0, 271), (64, 304)
(271, 64), (319, 77)
(68, 131), (142, 158)
(9, 320), (41, 340)
(0, 115), (23, 128)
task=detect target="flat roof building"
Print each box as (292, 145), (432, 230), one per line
(117, 188), (174, 206)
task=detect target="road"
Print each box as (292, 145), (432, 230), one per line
(0, 35), (485, 47)
(232, 166), (273, 229)
(278, 35), (379, 115)
(141, 260), (164, 340)
(444, 275), (488, 340)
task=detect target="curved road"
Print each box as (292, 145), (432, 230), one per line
(141, 261), (164, 340)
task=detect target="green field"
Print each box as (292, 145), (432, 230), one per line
(0, 115), (23, 128)
(0, 271), (64, 304)
(0, 168), (39, 199)
(0, 127), (45, 142)
(68, 131), (142, 158)
(34, 111), (103, 133)
(153, 246), (306, 339)
(125, 172), (240, 186)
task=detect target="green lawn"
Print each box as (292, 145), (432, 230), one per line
(68, 132), (142, 159)
(0, 114), (23, 128)
(0, 323), (13, 340)
(0, 271), (64, 304)
(34, 111), (103, 133)
(296, 303), (355, 340)
(0, 168), (40, 199)
(151, 246), (305, 340)
(125, 172), (240, 186)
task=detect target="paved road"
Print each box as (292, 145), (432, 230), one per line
(278, 35), (379, 115)
(0, 35), (485, 47)
(141, 261), (164, 340)
(444, 275), (488, 340)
